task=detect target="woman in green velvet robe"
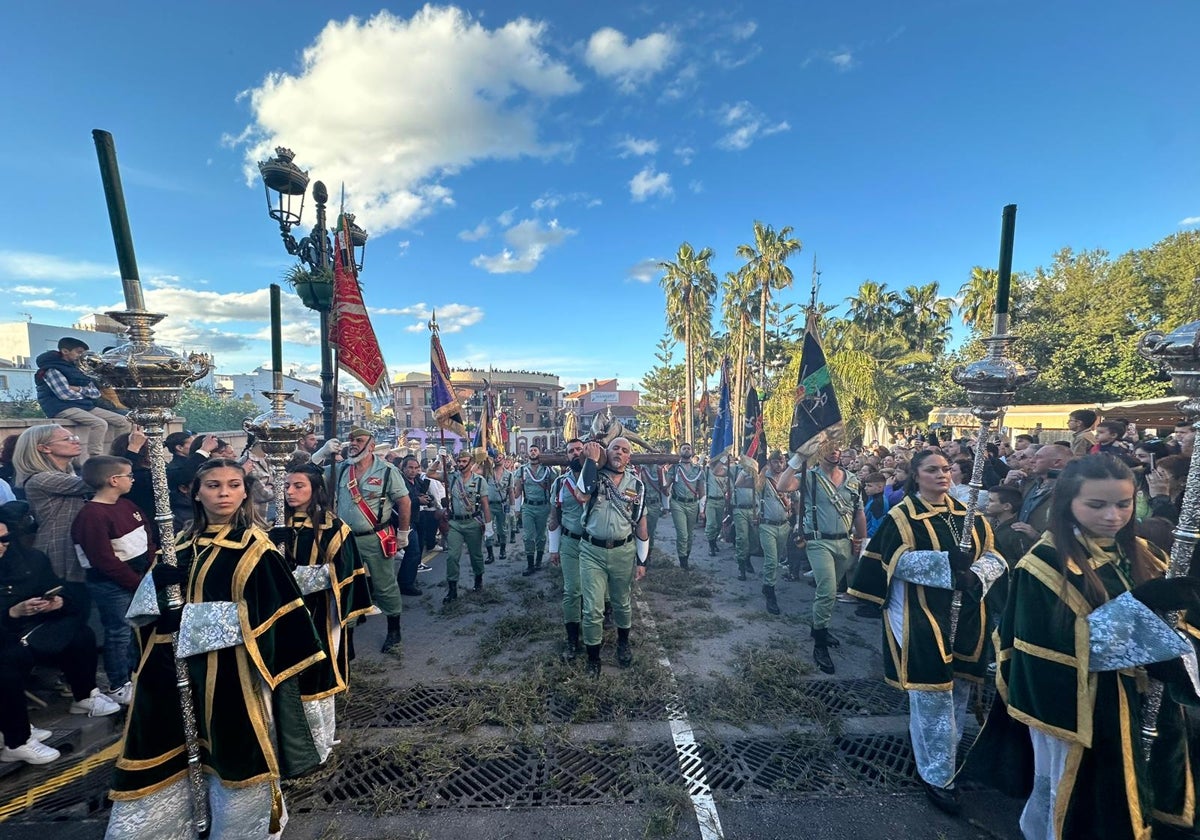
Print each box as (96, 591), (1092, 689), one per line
(983, 454), (1200, 840)
(106, 459), (326, 840)
(281, 463), (374, 763)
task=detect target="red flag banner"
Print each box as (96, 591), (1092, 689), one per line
(330, 217), (387, 394)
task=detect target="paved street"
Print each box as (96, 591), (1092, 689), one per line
(0, 516), (1024, 840)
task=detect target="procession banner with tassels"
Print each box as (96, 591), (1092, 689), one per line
(430, 322), (466, 437)
(471, 381), (492, 460)
(743, 385), (768, 470)
(330, 214), (388, 394)
(789, 309), (843, 457)
(710, 358), (733, 461)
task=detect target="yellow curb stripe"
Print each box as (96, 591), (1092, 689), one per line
(0, 741), (120, 822)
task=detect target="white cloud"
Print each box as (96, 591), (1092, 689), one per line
(627, 258), (662, 283)
(8, 285), (53, 295)
(674, 146), (695, 165)
(373, 302), (484, 333)
(458, 222), (491, 241)
(714, 44), (763, 70)
(584, 27), (677, 93)
(531, 191), (599, 210)
(689, 180), (704, 194)
(616, 136), (659, 158)
(471, 218), (577, 273)
(731, 21), (758, 41)
(829, 50), (855, 71)
(396, 240), (411, 256)
(1180, 216), (1200, 226)
(0, 251), (117, 282)
(716, 101), (790, 151)
(662, 61), (700, 101)
(629, 166), (673, 202)
(496, 207), (517, 227)
(229, 8), (581, 235)
(16, 299), (95, 314)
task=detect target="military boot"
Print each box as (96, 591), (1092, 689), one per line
(381, 616), (402, 654)
(473, 573), (483, 592)
(442, 581), (459, 605)
(522, 554), (536, 577)
(562, 623), (582, 661)
(762, 584), (780, 615)
(616, 628), (633, 668)
(485, 545), (495, 565)
(812, 627), (835, 674)
(535, 550), (544, 570)
(586, 645), (602, 679)
(679, 554), (689, 570)
(708, 540), (718, 557)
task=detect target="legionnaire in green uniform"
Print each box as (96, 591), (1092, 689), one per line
(328, 428), (410, 655)
(797, 444), (866, 674)
(577, 437), (649, 678)
(484, 459), (514, 564)
(547, 438), (587, 659)
(636, 463), (666, 558)
(107, 460), (326, 840)
(443, 452), (492, 603)
(663, 443), (704, 569)
(849, 450), (1003, 817)
(757, 451), (798, 615)
(730, 459), (758, 581)
(704, 454), (731, 556)
(515, 446), (554, 576)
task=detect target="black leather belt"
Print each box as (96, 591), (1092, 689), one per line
(525, 501), (547, 506)
(585, 534), (634, 549)
(735, 504), (755, 510)
(671, 495), (695, 503)
(452, 514), (476, 521)
(805, 532), (849, 540)
(762, 519), (789, 527)
(563, 528), (583, 541)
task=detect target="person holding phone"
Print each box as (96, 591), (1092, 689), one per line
(0, 503), (119, 766)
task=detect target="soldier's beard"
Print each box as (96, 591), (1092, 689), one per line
(349, 445), (373, 465)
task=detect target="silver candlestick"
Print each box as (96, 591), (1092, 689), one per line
(244, 379), (310, 541)
(1136, 319), (1200, 760)
(85, 130), (213, 834)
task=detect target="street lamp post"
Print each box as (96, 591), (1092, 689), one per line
(257, 146), (368, 441)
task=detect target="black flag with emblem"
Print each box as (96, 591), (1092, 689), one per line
(789, 310), (843, 455)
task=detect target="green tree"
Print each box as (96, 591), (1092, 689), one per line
(637, 334), (685, 448)
(176, 386), (261, 432)
(660, 242), (717, 446)
(845, 280), (899, 331)
(897, 282), (953, 355)
(735, 222), (802, 389)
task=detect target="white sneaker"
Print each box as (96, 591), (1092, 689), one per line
(69, 688), (121, 717)
(29, 726), (51, 742)
(1, 738), (60, 765)
(107, 682), (133, 706)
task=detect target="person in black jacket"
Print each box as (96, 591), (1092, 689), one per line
(0, 502), (119, 765)
(33, 338), (130, 461)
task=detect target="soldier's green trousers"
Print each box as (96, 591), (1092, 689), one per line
(486, 505), (507, 550)
(580, 539), (635, 646)
(446, 518), (485, 582)
(670, 499), (699, 561)
(704, 498), (727, 546)
(645, 506), (660, 556)
(522, 502), (549, 554)
(355, 534), (403, 617)
(560, 533), (582, 623)
(808, 537), (853, 630)
(733, 508), (755, 572)
(758, 521), (790, 588)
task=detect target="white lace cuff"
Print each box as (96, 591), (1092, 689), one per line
(177, 601), (243, 658)
(893, 549), (952, 590)
(1087, 591), (1192, 672)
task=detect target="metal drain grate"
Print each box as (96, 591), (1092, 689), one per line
(800, 678), (909, 716)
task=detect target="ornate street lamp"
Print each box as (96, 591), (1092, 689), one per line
(257, 147), (369, 440)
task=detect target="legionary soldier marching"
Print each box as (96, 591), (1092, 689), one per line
(663, 443), (704, 569)
(484, 457), (514, 564)
(515, 445), (554, 576)
(704, 454), (731, 556)
(442, 451), (492, 603)
(572, 437), (649, 677)
(547, 438), (587, 660)
(730, 458), (758, 581)
(636, 461), (666, 558)
(757, 451), (797, 616)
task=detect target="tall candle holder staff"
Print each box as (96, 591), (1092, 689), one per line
(81, 130), (212, 833)
(244, 283), (309, 542)
(949, 205), (1038, 642)
(1137, 319), (1200, 760)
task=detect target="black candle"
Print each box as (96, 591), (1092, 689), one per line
(995, 204), (1017, 318)
(270, 283), (283, 375)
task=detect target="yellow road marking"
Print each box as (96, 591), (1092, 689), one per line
(0, 742), (119, 822)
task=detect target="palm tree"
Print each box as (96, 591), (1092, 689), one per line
(958, 266), (999, 332)
(720, 267), (758, 451)
(845, 280), (899, 331)
(735, 222), (802, 390)
(897, 282), (953, 354)
(661, 243), (717, 445)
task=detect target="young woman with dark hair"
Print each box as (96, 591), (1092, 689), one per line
(280, 463), (373, 762)
(976, 454), (1200, 839)
(106, 459), (325, 840)
(850, 448), (1005, 815)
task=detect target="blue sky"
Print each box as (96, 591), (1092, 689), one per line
(2, 1), (1197, 391)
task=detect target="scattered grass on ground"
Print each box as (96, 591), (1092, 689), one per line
(679, 643), (827, 727)
(642, 780), (692, 838)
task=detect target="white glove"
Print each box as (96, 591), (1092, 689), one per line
(395, 529), (409, 550)
(513, 498), (523, 516)
(788, 453), (805, 471)
(311, 438), (342, 465)
(485, 522), (495, 539)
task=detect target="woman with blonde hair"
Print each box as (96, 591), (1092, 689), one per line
(13, 425), (89, 581)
